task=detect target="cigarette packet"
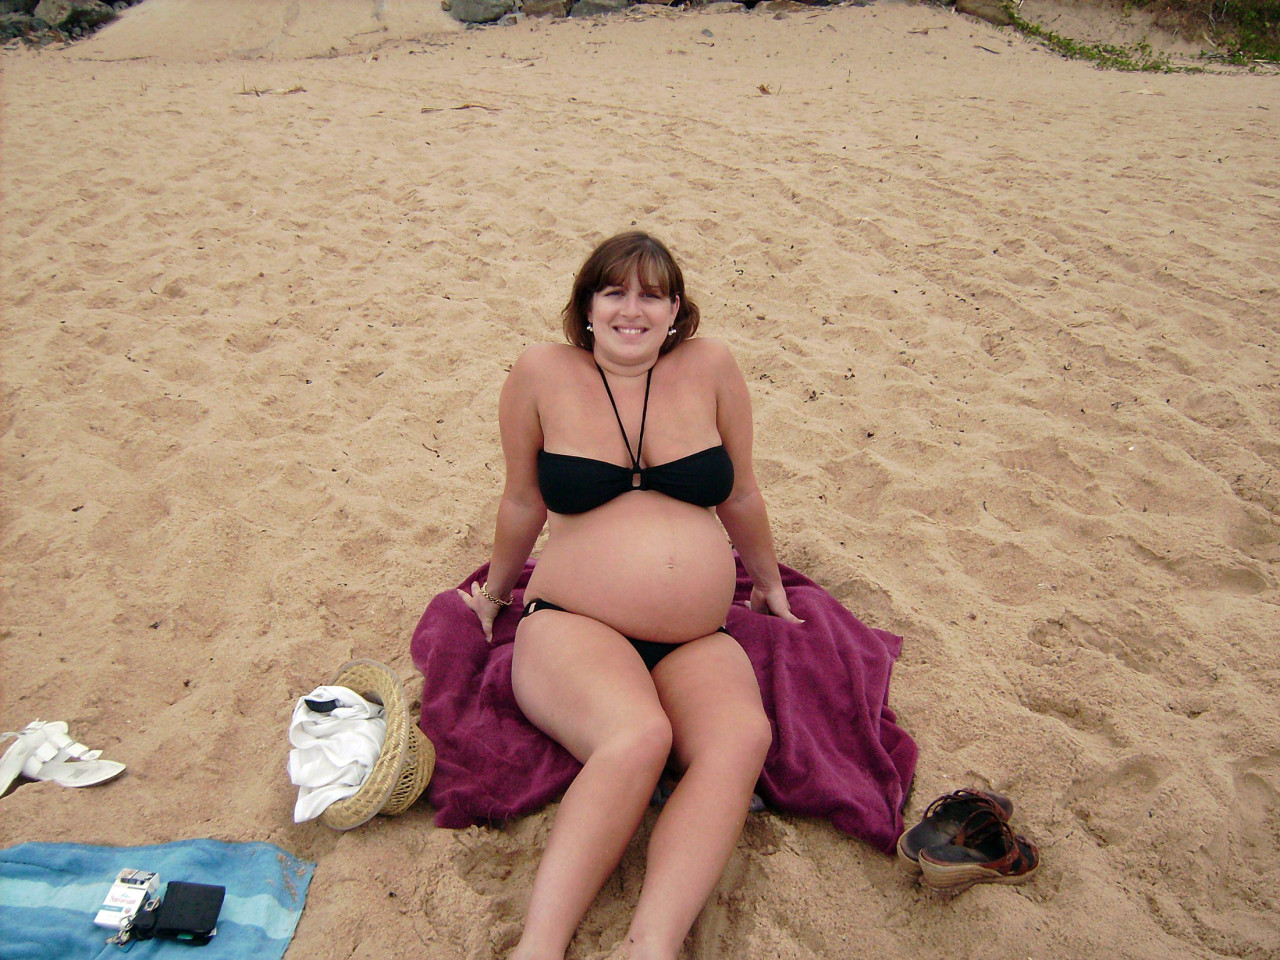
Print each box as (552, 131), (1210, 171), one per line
(94, 868), (160, 930)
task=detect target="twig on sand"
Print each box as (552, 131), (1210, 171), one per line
(238, 84), (306, 97)
(420, 103), (501, 113)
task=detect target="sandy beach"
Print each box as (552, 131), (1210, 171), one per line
(2, 0), (1278, 957)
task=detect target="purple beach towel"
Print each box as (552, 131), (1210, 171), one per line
(410, 559), (917, 854)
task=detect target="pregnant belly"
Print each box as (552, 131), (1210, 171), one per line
(527, 493), (737, 643)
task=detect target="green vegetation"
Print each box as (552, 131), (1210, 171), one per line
(999, 0), (1279, 70)
(1172, 0), (1280, 62)
(1004, 6), (1182, 71)
(1125, 0), (1280, 62)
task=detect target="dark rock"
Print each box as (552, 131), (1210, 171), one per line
(521, 0), (567, 17)
(1, 11), (38, 37)
(0, 1), (39, 14)
(569, 0), (629, 16)
(955, 0), (1014, 28)
(33, 0), (116, 30)
(448, 0), (514, 23)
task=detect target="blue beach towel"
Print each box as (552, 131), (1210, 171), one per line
(0, 839), (314, 960)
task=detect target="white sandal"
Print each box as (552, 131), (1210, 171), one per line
(0, 723), (45, 795)
(0, 720), (125, 793)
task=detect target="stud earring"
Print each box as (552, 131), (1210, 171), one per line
(667, 327), (677, 337)
(586, 323), (593, 333)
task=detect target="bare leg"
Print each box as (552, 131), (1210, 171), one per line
(608, 632), (772, 960)
(508, 611), (673, 960)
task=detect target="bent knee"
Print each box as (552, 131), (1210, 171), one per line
(594, 711), (673, 769)
(738, 709), (774, 765)
(629, 712), (675, 763)
(696, 708), (772, 771)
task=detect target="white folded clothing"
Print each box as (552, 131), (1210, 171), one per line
(288, 685), (387, 822)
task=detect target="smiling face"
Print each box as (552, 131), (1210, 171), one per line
(561, 231), (701, 358)
(587, 271), (680, 365)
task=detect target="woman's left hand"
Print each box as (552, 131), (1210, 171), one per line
(750, 583), (803, 623)
(457, 581), (504, 642)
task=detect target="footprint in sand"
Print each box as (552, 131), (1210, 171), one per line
(1065, 754), (1173, 847)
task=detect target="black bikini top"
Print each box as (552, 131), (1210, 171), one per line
(537, 364), (735, 515)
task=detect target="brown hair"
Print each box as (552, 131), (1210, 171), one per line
(561, 231), (701, 355)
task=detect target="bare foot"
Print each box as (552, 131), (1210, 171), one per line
(599, 937), (670, 960)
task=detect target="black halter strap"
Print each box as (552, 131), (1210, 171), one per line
(596, 363), (652, 488)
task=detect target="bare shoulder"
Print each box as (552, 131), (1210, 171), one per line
(509, 343), (584, 385)
(681, 336), (730, 358)
(677, 337), (741, 380)
(513, 341), (578, 367)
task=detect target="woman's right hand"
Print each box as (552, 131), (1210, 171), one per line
(457, 581), (504, 642)
(749, 582), (804, 623)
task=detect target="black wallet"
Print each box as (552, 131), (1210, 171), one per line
(128, 881), (225, 945)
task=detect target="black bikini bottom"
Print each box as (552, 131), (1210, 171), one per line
(521, 598), (728, 672)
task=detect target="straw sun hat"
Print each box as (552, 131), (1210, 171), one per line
(318, 659), (435, 831)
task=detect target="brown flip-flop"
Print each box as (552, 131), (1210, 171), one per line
(918, 808), (1039, 892)
(896, 788), (1014, 874)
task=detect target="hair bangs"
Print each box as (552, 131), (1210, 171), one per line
(601, 248), (676, 298)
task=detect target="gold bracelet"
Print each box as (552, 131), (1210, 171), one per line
(478, 581), (512, 607)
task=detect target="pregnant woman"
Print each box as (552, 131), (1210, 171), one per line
(460, 231), (799, 960)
